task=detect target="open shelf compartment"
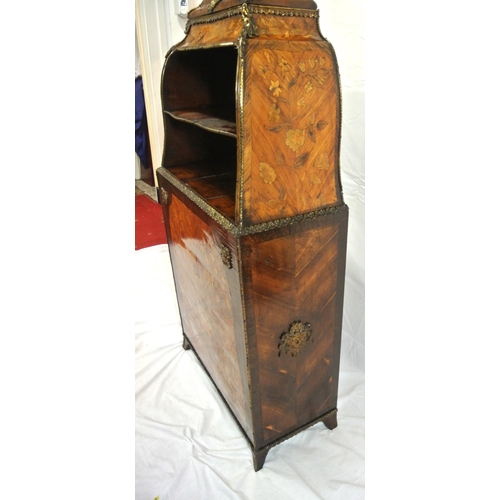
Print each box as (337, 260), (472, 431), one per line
(161, 45), (239, 222)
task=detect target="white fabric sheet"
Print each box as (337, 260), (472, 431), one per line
(135, 245), (365, 499)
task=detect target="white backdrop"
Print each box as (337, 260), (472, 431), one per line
(320, 0), (365, 372)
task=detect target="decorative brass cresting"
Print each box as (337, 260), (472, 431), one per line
(221, 244), (232, 269)
(278, 321), (313, 357)
(207, 0), (223, 13)
(241, 3), (258, 38)
(161, 163), (348, 237)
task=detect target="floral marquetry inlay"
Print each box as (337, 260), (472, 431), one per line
(245, 43), (340, 224)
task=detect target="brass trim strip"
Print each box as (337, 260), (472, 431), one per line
(254, 407), (338, 455)
(186, 3), (318, 33)
(207, 0), (223, 12)
(248, 5), (319, 18)
(236, 38), (245, 227)
(159, 167), (348, 237)
(241, 204), (348, 235)
(161, 168), (238, 233)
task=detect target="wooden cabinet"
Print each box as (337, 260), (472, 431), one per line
(157, 0), (348, 471)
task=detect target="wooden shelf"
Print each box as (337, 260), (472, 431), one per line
(167, 163), (236, 221)
(165, 109), (237, 138)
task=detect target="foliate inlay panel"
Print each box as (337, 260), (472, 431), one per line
(252, 12), (321, 41)
(242, 40), (341, 225)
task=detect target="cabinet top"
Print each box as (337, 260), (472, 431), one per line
(189, 0), (318, 19)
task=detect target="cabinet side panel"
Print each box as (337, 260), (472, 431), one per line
(245, 212), (347, 447)
(182, 17), (243, 48)
(166, 193), (252, 439)
(242, 39), (342, 225)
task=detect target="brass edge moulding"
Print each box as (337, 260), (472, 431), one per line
(207, 0), (223, 12)
(160, 168), (348, 236)
(254, 407), (338, 455)
(235, 241), (256, 444)
(248, 5), (318, 18)
(186, 3), (318, 32)
(236, 38), (245, 226)
(241, 204), (348, 235)
(161, 169), (237, 233)
(241, 3), (258, 38)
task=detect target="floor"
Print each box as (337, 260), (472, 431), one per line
(135, 176), (167, 250)
(135, 179), (157, 202)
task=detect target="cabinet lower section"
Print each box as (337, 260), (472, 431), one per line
(158, 168), (348, 470)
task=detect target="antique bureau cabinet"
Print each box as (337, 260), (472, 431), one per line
(157, 0), (348, 471)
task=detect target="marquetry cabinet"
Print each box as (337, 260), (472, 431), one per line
(157, 0), (348, 471)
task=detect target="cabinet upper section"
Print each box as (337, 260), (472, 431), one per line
(161, 1), (344, 227)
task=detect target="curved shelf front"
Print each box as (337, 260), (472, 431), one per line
(165, 109), (237, 138)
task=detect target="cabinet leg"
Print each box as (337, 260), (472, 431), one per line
(252, 448), (269, 472)
(322, 411), (338, 430)
(182, 335), (191, 351)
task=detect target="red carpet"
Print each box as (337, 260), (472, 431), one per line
(135, 195), (167, 250)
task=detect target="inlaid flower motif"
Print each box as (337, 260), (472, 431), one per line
(279, 58), (292, 73)
(297, 97), (307, 107)
(309, 57), (317, 68)
(268, 103), (281, 123)
(309, 173), (322, 184)
(259, 163), (277, 184)
(258, 65), (267, 78)
(305, 80), (314, 93)
(314, 153), (330, 170)
(269, 80), (282, 97)
(316, 71), (328, 86)
(286, 129), (305, 152)
(298, 62), (306, 72)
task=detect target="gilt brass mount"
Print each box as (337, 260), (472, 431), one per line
(278, 321), (313, 357)
(221, 244), (233, 269)
(207, 0), (223, 12)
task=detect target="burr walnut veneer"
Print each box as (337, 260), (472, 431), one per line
(157, 0), (348, 471)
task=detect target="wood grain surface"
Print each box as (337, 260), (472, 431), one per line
(158, 1), (348, 469)
(162, 192), (253, 440)
(241, 210), (348, 447)
(241, 39), (341, 225)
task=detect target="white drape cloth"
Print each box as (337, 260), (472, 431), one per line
(135, 245), (365, 499)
